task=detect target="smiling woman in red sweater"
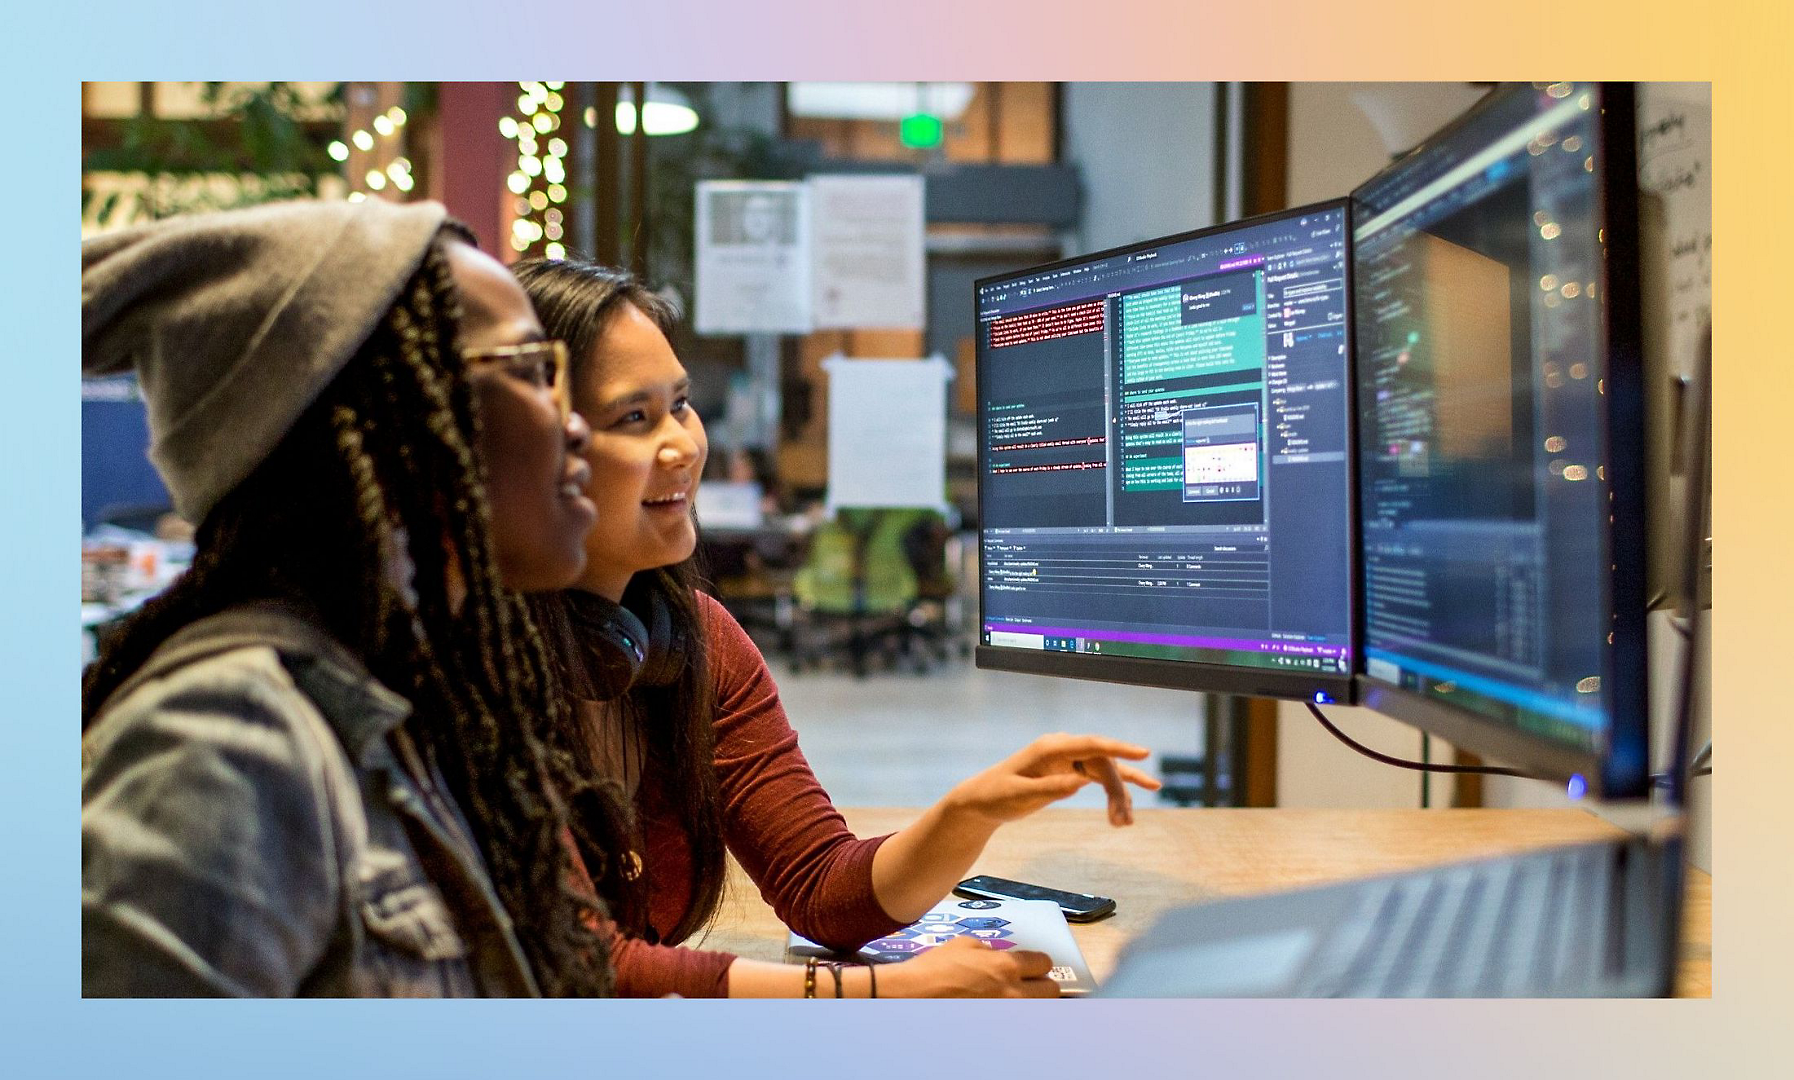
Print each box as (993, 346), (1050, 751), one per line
(515, 257), (1159, 998)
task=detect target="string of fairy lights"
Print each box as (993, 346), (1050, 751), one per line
(318, 83), (679, 253)
(327, 104), (412, 202)
(317, 83), (565, 252)
(502, 81), (569, 259)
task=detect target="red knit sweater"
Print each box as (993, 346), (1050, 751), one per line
(607, 591), (901, 997)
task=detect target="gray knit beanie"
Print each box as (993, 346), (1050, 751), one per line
(82, 198), (451, 524)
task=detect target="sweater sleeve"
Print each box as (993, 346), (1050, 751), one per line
(699, 592), (905, 952)
(609, 932), (737, 998)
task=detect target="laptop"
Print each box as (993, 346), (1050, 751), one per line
(1099, 833), (1681, 997)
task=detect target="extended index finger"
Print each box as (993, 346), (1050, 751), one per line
(1076, 754), (1134, 825)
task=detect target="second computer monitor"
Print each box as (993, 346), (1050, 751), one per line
(1350, 83), (1649, 797)
(975, 202), (1356, 702)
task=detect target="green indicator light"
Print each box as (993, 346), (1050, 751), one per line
(900, 113), (943, 148)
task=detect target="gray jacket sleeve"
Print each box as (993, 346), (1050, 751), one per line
(82, 647), (346, 996)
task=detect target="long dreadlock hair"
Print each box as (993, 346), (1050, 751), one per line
(82, 234), (613, 997)
(512, 256), (726, 946)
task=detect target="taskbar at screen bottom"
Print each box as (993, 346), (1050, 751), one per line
(975, 641), (1355, 704)
(982, 623), (1350, 678)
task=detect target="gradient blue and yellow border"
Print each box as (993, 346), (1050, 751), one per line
(11, 1), (1787, 1075)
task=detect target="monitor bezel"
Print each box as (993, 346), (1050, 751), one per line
(1346, 82), (1651, 799)
(973, 198), (1359, 705)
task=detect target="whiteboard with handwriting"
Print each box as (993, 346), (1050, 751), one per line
(1637, 83), (1711, 377)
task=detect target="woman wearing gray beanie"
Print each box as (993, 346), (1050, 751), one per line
(80, 199), (616, 996)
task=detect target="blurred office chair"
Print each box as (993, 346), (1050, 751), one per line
(890, 510), (971, 669)
(791, 509), (916, 676)
(789, 508), (971, 676)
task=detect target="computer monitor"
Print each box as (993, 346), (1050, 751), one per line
(1350, 83), (1650, 797)
(974, 202), (1357, 702)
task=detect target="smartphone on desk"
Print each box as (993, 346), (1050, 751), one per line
(954, 876), (1116, 922)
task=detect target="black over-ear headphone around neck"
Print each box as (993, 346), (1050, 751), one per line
(564, 577), (687, 699)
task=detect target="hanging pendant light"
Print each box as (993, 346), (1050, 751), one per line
(585, 83), (700, 136)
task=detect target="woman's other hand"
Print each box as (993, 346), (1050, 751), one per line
(880, 935), (1061, 998)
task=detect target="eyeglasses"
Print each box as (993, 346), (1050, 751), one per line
(462, 340), (572, 425)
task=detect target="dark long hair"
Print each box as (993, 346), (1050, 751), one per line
(83, 237), (614, 996)
(514, 256), (726, 945)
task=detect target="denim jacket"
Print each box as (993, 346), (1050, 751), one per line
(81, 605), (542, 997)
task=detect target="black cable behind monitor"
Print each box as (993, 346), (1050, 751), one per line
(1308, 696), (1714, 789)
(1304, 702), (1545, 780)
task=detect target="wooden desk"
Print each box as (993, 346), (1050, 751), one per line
(696, 807), (1711, 997)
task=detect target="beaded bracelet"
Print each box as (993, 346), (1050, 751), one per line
(803, 956), (818, 998)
